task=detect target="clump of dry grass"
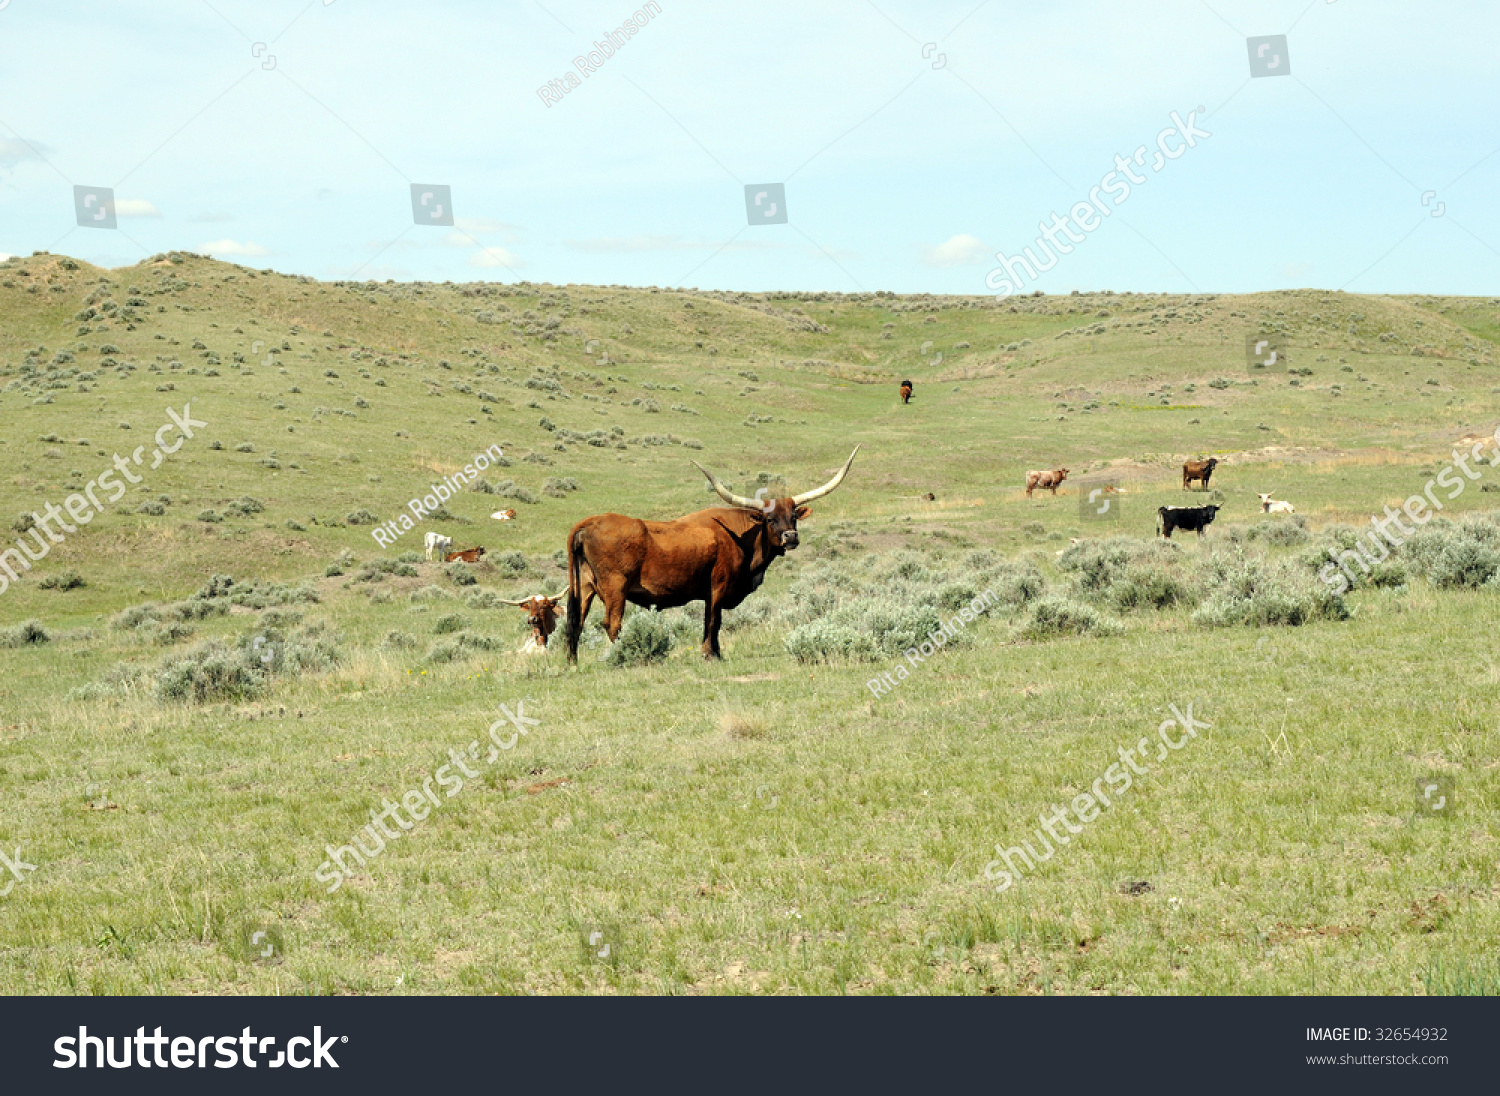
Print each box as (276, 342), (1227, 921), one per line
(721, 711), (768, 740)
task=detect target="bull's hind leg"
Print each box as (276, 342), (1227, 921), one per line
(576, 583), (596, 632)
(598, 577), (629, 642)
(702, 597), (724, 660)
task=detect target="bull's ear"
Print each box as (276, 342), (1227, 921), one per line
(794, 505), (811, 521)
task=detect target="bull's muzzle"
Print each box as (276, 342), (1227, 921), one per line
(781, 530), (799, 548)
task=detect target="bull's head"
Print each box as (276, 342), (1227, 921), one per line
(499, 591), (563, 648)
(694, 446), (860, 552)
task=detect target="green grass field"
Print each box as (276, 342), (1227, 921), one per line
(2, 250), (1499, 994)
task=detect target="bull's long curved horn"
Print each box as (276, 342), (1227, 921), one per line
(497, 588), (567, 606)
(693, 460), (761, 510)
(792, 446), (860, 506)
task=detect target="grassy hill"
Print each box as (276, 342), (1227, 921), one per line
(1, 250), (1498, 994)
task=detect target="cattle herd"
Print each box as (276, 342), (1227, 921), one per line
(1019, 452), (1297, 541)
(400, 383), (1305, 662)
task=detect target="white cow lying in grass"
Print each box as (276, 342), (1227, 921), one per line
(1257, 493), (1296, 514)
(424, 531), (453, 561)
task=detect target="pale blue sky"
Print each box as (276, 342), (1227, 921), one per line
(1, 0), (1495, 295)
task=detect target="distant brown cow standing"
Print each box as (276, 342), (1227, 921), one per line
(900, 380), (913, 404)
(445, 546), (487, 563)
(1025, 467), (1069, 497)
(1182, 457), (1219, 490)
(565, 448), (859, 661)
(499, 592), (563, 651)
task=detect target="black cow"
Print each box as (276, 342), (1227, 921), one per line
(1157, 504), (1220, 539)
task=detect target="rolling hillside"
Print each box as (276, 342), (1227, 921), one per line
(2, 250), (1498, 994)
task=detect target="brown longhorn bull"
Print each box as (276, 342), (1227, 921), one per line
(564, 448), (860, 661)
(900, 380), (913, 404)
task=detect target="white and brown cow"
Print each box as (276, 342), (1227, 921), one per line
(1025, 467), (1070, 497)
(500, 592), (563, 653)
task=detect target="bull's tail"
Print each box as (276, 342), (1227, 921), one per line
(564, 524), (586, 664)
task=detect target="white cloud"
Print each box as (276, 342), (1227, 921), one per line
(0, 254), (11, 262)
(469, 246), (523, 269)
(199, 239), (270, 257)
(920, 234), (989, 268)
(455, 217), (520, 237)
(0, 136), (47, 171)
(116, 199), (161, 218)
(564, 235), (781, 253)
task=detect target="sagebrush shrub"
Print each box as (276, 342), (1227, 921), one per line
(0, 619), (51, 647)
(605, 610), (673, 666)
(1192, 551), (1350, 627)
(433, 613), (468, 634)
(1404, 517), (1500, 589)
(1022, 595), (1124, 639)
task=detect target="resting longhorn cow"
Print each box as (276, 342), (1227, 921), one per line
(564, 448), (860, 661)
(445, 546), (487, 563)
(499, 591), (563, 652)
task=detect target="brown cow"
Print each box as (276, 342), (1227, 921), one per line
(564, 448), (859, 661)
(900, 380), (913, 404)
(445, 546), (487, 563)
(1024, 467), (1069, 497)
(499, 592), (563, 652)
(1182, 457), (1219, 490)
